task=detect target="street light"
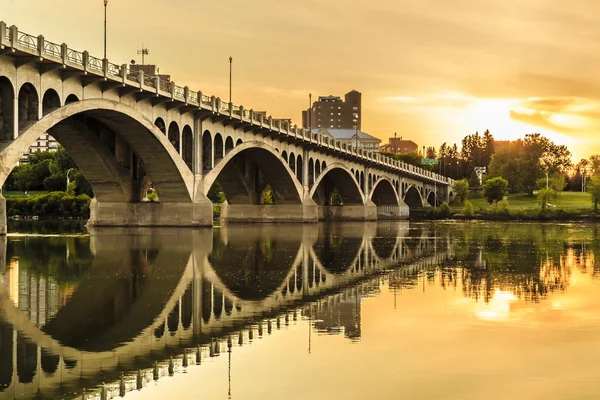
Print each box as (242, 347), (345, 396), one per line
(103, 0), (108, 60)
(66, 168), (74, 187)
(229, 56), (233, 104)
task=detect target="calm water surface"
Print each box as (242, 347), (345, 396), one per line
(1, 221), (600, 399)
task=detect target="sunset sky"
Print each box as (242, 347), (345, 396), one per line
(3, 0), (600, 160)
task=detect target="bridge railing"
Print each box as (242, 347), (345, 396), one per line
(0, 20), (454, 186)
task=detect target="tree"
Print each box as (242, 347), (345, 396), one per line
(453, 179), (469, 204)
(588, 176), (600, 210)
(426, 146), (437, 159)
(483, 177), (508, 204)
(537, 188), (554, 210)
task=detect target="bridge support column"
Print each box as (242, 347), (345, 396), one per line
(0, 194), (6, 235)
(375, 198), (410, 220)
(220, 194), (318, 224)
(317, 200), (377, 221)
(87, 198), (213, 228)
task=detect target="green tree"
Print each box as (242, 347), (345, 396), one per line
(453, 179), (469, 204)
(261, 188), (274, 205)
(426, 146), (437, 159)
(588, 176), (600, 210)
(483, 177), (508, 204)
(462, 200), (474, 217)
(537, 188), (555, 210)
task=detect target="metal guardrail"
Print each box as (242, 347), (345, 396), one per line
(3, 22), (454, 186)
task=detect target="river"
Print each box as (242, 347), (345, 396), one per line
(1, 221), (600, 399)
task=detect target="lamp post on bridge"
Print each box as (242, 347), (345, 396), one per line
(103, 0), (108, 60)
(229, 56), (233, 105)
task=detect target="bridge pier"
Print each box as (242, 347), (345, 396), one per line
(318, 201), (378, 221)
(87, 198), (213, 228)
(220, 195), (318, 224)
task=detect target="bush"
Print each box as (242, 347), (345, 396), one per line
(462, 200), (474, 217)
(147, 188), (159, 202)
(483, 177), (508, 204)
(7, 191), (91, 219)
(44, 173), (67, 191)
(537, 188), (555, 210)
(453, 179), (469, 204)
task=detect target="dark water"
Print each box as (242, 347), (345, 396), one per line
(1, 222), (600, 399)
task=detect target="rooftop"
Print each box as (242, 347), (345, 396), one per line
(311, 128), (380, 142)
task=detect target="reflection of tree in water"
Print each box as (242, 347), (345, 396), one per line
(434, 223), (600, 303)
(7, 236), (93, 285)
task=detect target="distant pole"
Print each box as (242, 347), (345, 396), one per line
(546, 171), (549, 190)
(103, 0), (108, 59)
(229, 56), (232, 104)
(309, 93), (312, 134)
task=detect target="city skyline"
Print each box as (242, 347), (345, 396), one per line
(3, 0), (600, 161)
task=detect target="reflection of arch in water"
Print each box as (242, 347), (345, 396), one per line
(312, 227), (365, 274)
(370, 223), (405, 260)
(207, 232), (304, 302)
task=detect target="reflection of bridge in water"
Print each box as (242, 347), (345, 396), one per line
(0, 223), (452, 400)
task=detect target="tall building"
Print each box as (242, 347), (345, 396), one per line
(380, 135), (418, 154)
(302, 90), (361, 130)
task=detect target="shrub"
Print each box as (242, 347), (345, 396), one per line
(462, 200), (474, 218)
(453, 179), (469, 204)
(537, 188), (555, 210)
(483, 177), (508, 204)
(147, 189), (159, 202)
(7, 191), (91, 219)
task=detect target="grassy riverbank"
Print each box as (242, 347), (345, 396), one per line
(417, 191), (599, 221)
(462, 191), (592, 210)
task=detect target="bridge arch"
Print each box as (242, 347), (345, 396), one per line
(225, 136), (234, 155)
(202, 130), (212, 171)
(427, 191), (437, 207)
(2, 99), (194, 202)
(168, 121), (180, 153)
(41, 88), (61, 116)
(0, 76), (15, 141)
(18, 82), (39, 131)
(282, 150), (288, 162)
(404, 185), (424, 208)
(154, 117), (166, 134)
(182, 125), (193, 171)
(310, 163), (365, 205)
(369, 177), (400, 206)
(236, 138), (243, 146)
(289, 152), (296, 173)
(65, 93), (79, 105)
(203, 141), (303, 205)
(296, 154), (303, 182)
(214, 133), (224, 165)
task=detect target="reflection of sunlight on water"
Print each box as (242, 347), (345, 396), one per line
(475, 290), (516, 321)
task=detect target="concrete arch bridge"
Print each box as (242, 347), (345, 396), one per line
(0, 22), (453, 232)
